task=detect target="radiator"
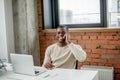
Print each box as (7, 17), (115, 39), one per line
(81, 65), (114, 80)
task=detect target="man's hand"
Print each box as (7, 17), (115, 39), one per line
(44, 62), (55, 70)
(64, 33), (71, 44)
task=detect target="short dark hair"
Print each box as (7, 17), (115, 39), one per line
(56, 26), (68, 31)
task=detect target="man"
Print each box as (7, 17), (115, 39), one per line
(42, 26), (87, 69)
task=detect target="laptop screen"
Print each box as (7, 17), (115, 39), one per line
(10, 54), (36, 76)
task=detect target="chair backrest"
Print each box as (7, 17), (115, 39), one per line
(0, 59), (7, 71)
(75, 60), (78, 69)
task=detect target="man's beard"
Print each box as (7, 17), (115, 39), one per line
(59, 38), (66, 43)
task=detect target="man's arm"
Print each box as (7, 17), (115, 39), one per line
(42, 47), (55, 69)
(68, 43), (87, 62)
(65, 33), (87, 62)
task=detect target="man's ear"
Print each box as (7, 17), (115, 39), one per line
(56, 35), (59, 39)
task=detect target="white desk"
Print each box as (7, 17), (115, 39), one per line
(0, 67), (98, 80)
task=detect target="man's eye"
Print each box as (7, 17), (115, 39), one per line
(57, 32), (60, 34)
(57, 32), (66, 34)
(62, 32), (66, 34)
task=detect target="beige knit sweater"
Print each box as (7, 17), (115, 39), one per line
(43, 43), (87, 69)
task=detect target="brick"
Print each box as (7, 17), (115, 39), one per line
(79, 44), (86, 49)
(108, 41), (120, 45)
(85, 58), (92, 62)
(116, 45), (120, 50)
(101, 55), (114, 59)
(78, 40), (91, 44)
(86, 32), (100, 35)
(98, 36), (106, 39)
(86, 44), (100, 49)
(98, 63), (105, 66)
(40, 49), (45, 53)
(78, 40), (84, 44)
(87, 54), (100, 58)
(51, 40), (57, 43)
(46, 33), (55, 36)
(82, 36), (90, 40)
(71, 32), (84, 35)
(115, 74), (120, 80)
(114, 35), (120, 40)
(70, 35), (82, 40)
(78, 63), (83, 67)
(78, 62), (83, 65)
(92, 49), (107, 54)
(107, 50), (120, 55)
(92, 49), (120, 55)
(92, 40), (108, 44)
(101, 45), (116, 49)
(82, 62), (90, 65)
(108, 59), (120, 64)
(90, 36), (97, 39)
(90, 63), (97, 66)
(106, 36), (114, 39)
(114, 68), (120, 73)
(101, 55), (120, 59)
(41, 56), (45, 60)
(84, 49), (91, 53)
(105, 63), (113, 67)
(92, 59), (107, 63)
(84, 40), (92, 44)
(114, 64), (120, 68)
(101, 32), (117, 35)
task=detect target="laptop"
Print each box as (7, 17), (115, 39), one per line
(10, 53), (46, 76)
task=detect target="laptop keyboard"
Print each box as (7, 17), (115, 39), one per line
(34, 67), (47, 75)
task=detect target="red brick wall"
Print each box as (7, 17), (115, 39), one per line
(37, 0), (120, 80)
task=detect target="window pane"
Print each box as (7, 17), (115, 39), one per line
(59, 0), (100, 25)
(107, 0), (120, 27)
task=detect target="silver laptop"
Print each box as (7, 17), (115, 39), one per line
(10, 54), (45, 76)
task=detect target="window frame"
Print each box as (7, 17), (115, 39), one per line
(42, 0), (107, 29)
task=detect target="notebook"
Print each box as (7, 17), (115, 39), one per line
(10, 53), (46, 76)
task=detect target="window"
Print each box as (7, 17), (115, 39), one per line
(59, 0), (100, 24)
(42, 0), (107, 29)
(107, 0), (120, 27)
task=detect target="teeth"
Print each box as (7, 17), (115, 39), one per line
(59, 37), (63, 39)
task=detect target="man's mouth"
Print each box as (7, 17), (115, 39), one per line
(59, 37), (65, 40)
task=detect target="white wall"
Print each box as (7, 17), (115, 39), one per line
(0, 0), (15, 62)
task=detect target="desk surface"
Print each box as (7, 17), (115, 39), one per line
(0, 67), (98, 80)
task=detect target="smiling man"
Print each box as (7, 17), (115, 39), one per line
(42, 26), (87, 69)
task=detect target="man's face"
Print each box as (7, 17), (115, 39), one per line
(56, 27), (67, 43)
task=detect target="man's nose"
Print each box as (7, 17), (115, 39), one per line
(59, 33), (64, 36)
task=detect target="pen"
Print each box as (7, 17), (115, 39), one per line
(7, 77), (22, 80)
(43, 74), (50, 78)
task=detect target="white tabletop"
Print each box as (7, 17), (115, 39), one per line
(43, 68), (98, 80)
(0, 66), (98, 80)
